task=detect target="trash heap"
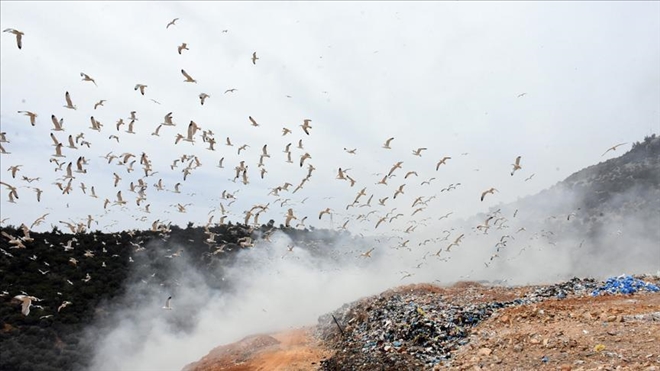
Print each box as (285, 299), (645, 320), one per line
(531, 277), (599, 299)
(591, 274), (660, 296)
(316, 276), (659, 370)
(317, 288), (529, 370)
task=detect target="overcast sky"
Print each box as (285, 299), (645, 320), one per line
(1, 1), (658, 235)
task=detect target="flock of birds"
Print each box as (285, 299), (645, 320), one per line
(1, 18), (631, 316)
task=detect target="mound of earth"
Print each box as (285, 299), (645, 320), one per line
(185, 276), (660, 371)
(183, 328), (332, 371)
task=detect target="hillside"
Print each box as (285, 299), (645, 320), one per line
(1, 134), (659, 371)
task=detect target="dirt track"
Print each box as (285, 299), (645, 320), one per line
(183, 281), (660, 371)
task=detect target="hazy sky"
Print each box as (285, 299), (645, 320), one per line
(1, 1), (658, 234)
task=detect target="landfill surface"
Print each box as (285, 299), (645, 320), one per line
(184, 274), (660, 371)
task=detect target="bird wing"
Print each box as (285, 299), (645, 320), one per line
(15, 32), (23, 49)
(50, 133), (60, 146)
(515, 156), (521, 166)
(65, 92), (73, 107)
(181, 69), (194, 81)
(187, 122), (197, 139)
(21, 299), (31, 315)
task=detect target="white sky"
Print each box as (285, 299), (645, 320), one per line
(1, 1), (659, 235)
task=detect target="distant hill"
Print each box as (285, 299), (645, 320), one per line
(460, 133), (660, 279)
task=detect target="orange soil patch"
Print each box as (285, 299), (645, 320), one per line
(182, 327), (332, 371)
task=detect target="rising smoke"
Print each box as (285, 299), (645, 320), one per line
(83, 170), (659, 371)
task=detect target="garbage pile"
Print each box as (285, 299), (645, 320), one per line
(316, 276), (659, 370)
(317, 290), (514, 370)
(591, 274), (660, 296)
(530, 277), (599, 299)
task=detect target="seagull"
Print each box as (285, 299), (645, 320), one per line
(481, 188), (498, 202)
(94, 100), (106, 109)
(284, 208), (297, 227)
(7, 165), (21, 178)
(393, 184), (406, 199)
(166, 18), (179, 29)
(58, 301), (72, 312)
(300, 153), (311, 167)
(601, 143), (628, 157)
(199, 93), (210, 105)
(511, 156), (522, 176)
(360, 248), (374, 258)
(163, 296), (173, 310)
(181, 69), (197, 83)
(163, 112), (174, 126)
(412, 147), (427, 157)
(61, 91), (77, 110)
(301, 119), (312, 135)
(80, 73), (97, 86)
(387, 161), (403, 177)
(252, 52), (259, 65)
(249, 116), (259, 127)
(517, 93), (527, 98)
(17, 111), (37, 126)
(177, 43), (189, 54)
(383, 137), (394, 149)
(13, 295), (38, 316)
(525, 173), (535, 182)
(436, 157), (451, 170)
(224, 88), (237, 94)
(3, 28), (24, 49)
(135, 84), (147, 95)
(319, 208), (333, 220)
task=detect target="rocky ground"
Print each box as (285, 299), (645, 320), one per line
(184, 275), (660, 371)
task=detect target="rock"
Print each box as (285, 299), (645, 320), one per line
(477, 347), (492, 356)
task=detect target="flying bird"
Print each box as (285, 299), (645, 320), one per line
(249, 116), (259, 127)
(360, 248), (375, 258)
(181, 69), (197, 83)
(135, 84), (147, 95)
(383, 137), (394, 149)
(601, 143), (628, 157)
(94, 100), (106, 109)
(58, 301), (72, 313)
(80, 73), (97, 86)
(319, 208), (332, 220)
(480, 188), (498, 202)
(510, 156), (522, 176)
(17, 111), (37, 126)
(412, 147), (427, 157)
(251, 52), (259, 65)
(436, 157), (451, 170)
(13, 295), (38, 316)
(199, 93), (210, 105)
(63, 91), (76, 110)
(163, 296), (172, 310)
(300, 152), (311, 167)
(3, 28), (24, 49)
(300, 119), (312, 135)
(177, 43), (189, 54)
(166, 18), (179, 28)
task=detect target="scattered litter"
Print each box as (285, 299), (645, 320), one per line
(591, 275), (660, 296)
